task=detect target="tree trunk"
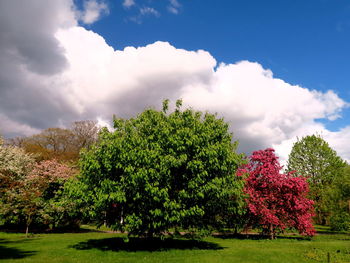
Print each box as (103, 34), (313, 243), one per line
(26, 214), (32, 238)
(269, 224), (275, 239)
(146, 230), (154, 239)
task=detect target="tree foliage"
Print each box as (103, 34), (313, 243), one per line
(287, 134), (346, 224)
(0, 139), (35, 230)
(328, 165), (350, 231)
(8, 121), (99, 163)
(240, 148), (315, 238)
(0, 152), (76, 234)
(0, 137), (34, 179)
(79, 100), (245, 237)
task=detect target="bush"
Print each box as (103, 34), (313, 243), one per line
(330, 211), (350, 231)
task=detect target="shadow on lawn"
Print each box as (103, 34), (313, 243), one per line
(213, 233), (308, 241)
(0, 239), (36, 259)
(71, 237), (223, 252)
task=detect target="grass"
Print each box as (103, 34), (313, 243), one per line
(0, 226), (349, 263)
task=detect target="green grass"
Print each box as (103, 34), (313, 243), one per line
(0, 226), (349, 263)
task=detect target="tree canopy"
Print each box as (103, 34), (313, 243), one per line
(79, 100), (245, 237)
(287, 134), (346, 185)
(0, 136), (77, 234)
(240, 148), (315, 239)
(7, 121), (99, 163)
(287, 134), (346, 224)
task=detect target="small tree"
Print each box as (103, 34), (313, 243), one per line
(79, 100), (245, 238)
(241, 148), (315, 239)
(22, 160), (75, 234)
(0, 138), (35, 229)
(0, 152), (75, 236)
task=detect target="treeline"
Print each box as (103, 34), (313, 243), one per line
(0, 101), (349, 238)
(7, 120), (99, 162)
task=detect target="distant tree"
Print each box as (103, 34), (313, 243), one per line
(8, 121), (99, 163)
(79, 100), (245, 238)
(17, 128), (74, 162)
(328, 165), (350, 231)
(287, 134), (346, 224)
(240, 148), (315, 239)
(70, 120), (99, 150)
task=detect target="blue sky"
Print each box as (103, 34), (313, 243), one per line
(84, 0), (350, 131)
(0, 0), (349, 162)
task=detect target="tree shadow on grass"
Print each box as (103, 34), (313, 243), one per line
(213, 233), (309, 241)
(71, 237), (223, 252)
(0, 239), (36, 259)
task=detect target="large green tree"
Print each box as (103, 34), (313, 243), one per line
(79, 100), (245, 237)
(287, 134), (346, 224)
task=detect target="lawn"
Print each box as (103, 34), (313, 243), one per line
(0, 226), (349, 263)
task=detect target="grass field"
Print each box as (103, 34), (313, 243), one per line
(0, 226), (349, 263)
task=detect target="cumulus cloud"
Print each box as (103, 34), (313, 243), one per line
(0, 114), (41, 137)
(55, 27), (214, 117)
(0, 0), (75, 75)
(274, 123), (350, 165)
(180, 61), (348, 159)
(0, 0), (79, 138)
(0, 0), (349, 164)
(78, 0), (109, 25)
(54, 25), (349, 161)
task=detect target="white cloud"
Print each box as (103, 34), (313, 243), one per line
(168, 6), (178, 14)
(0, 114), (41, 137)
(274, 123), (350, 166)
(0, 0), (349, 164)
(79, 0), (109, 25)
(168, 0), (181, 14)
(140, 7), (160, 17)
(128, 6), (160, 23)
(123, 0), (135, 8)
(170, 0), (181, 7)
(324, 127), (350, 163)
(179, 61), (348, 159)
(55, 27), (214, 116)
(55, 25), (348, 160)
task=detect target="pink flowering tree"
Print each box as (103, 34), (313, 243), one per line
(7, 159), (75, 236)
(239, 148), (315, 239)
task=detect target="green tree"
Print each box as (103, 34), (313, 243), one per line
(328, 165), (350, 231)
(79, 100), (245, 238)
(287, 134), (346, 224)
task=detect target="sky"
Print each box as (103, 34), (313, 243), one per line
(0, 0), (350, 164)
